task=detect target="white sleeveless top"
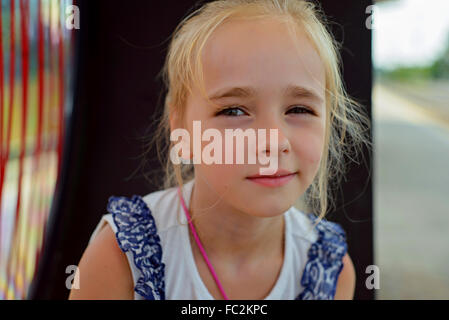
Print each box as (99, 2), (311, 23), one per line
(88, 179), (348, 300)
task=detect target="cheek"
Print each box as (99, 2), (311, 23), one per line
(194, 163), (241, 185)
(291, 126), (325, 168)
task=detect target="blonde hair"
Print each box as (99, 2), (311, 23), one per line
(145, 0), (372, 223)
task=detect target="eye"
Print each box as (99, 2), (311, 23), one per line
(215, 106), (248, 117)
(286, 105), (314, 115)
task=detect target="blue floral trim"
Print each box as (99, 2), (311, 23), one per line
(107, 195), (165, 300)
(296, 214), (348, 300)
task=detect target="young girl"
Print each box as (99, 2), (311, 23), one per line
(69, 0), (371, 300)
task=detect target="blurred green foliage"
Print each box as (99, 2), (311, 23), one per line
(378, 36), (449, 81)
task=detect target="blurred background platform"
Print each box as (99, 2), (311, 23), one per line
(373, 80), (449, 299)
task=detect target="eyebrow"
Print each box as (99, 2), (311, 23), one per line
(208, 84), (324, 104)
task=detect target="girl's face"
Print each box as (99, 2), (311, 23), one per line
(181, 18), (326, 217)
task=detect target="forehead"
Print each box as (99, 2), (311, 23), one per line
(200, 18), (326, 99)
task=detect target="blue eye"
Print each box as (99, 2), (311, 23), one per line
(216, 106), (247, 117)
(286, 105), (314, 115)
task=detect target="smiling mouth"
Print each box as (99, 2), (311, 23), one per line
(246, 171), (298, 187)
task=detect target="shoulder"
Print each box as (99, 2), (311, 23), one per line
(293, 211), (350, 300)
(69, 223), (134, 299)
(105, 193), (167, 299)
(334, 252), (356, 300)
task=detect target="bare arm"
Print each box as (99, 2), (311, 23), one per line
(68, 224), (134, 300)
(334, 252), (356, 300)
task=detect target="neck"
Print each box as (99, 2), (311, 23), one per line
(186, 179), (285, 270)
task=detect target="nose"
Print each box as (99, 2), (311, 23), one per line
(262, 129), (290, 157)
(258, 118), (291, 157)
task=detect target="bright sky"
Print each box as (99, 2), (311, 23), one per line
(373, 0), (449, 69)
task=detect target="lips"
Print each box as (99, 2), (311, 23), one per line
(246, 170), (298, 187)
(247, 169), (295, 178)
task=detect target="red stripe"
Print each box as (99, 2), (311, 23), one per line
(19, 0), (34, 295)
(6, 0), (30, 297)
(36, 0), (44, 156)
(57, 1), (65, 185)
(1, 0), (16, 265)
(47, 0), (54, 154)
(0, 0), (4, 262)
(33, 0), (45, 278)
(39, 0), (54, 261)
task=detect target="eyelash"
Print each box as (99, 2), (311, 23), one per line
(215, 105), (314, 117)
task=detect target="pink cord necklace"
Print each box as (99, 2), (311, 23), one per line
(177, 187), (229, 300)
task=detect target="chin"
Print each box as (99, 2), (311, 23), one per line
(246, 190), (300, 218)
(245, 199), (293, 218)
